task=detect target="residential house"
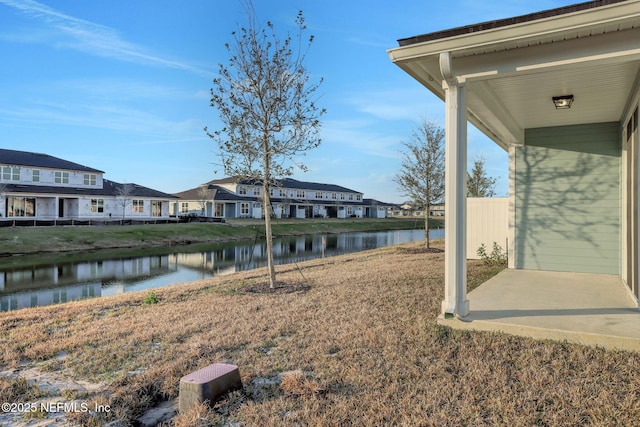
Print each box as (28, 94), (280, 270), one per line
(387, 203), (444, 217)
(0, 149), (175, 221)
(388, 0), (640, 316)
(173, 177), (390, 219)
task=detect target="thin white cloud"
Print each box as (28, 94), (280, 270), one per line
(321, 118), (403, 160)
(0, 0), (211, 76)
(346, 35), (390, 49)
(343, 88), (444, 122)
(0, 100), (204, 142)
(51, 78), (199, 102)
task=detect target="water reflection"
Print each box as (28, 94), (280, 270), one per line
(0, 229), (442, 311)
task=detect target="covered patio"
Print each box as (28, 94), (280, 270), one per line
(388, 0), (640, 349)
(440, 269), (640, 351)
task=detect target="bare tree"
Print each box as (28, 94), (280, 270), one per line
(205, 4), (324, 288)
(393, 118), (445, 249)
(197, 185), (213, 216)
(115, 183), (135, 220)
(467, 156), (497, 197)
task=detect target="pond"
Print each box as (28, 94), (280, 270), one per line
(0, 228), (444, 311)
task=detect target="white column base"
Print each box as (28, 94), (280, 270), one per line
(441, 299), (470, 318)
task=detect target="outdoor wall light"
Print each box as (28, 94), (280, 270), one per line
(552, 94), (574, 109)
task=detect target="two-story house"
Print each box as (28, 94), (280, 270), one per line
(173, 177), (390, 219)
(0, 149), (176, 221)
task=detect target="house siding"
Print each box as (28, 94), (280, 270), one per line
(515, 122), (621, 274)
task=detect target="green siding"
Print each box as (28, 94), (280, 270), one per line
(515, 123), (621, 274)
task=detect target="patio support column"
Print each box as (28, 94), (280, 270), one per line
(440, 52), (470, 318)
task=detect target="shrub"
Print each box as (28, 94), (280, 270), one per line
(477, 241), (507, 266)
(143, 291), (159, 305)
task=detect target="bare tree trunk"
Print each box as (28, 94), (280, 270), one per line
(425, 203), (430, 249)
(263, 140), (277, 289)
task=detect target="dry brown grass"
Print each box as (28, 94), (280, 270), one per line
(1, 239), (640, 426)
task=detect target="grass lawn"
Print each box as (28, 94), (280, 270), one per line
(0, 217), (435, 256)
(1, 239), (638, 426)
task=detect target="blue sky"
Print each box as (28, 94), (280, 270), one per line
(0, 0), (578, 203)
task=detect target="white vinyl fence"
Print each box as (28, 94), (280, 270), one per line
(467, 197), (509, 260)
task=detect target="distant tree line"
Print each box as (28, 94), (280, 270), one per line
(394, 119), (497, 247)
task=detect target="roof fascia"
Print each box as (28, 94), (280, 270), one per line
(388, 0), (640, 64)
(451, 26), (640, 83)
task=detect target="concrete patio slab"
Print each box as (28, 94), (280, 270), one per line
(438, 269), (640, 352)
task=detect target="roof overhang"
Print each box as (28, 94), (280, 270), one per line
(388, 0), (640, 149)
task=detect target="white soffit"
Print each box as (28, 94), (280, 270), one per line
(388, 0), (640, 146)
(451, 16), (640, 59)
(487, 61), (640, 130)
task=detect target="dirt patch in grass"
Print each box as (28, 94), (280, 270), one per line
(396, 245), (444, 254)
(1, 239), (640, 426)
(241, 281), (312, 294)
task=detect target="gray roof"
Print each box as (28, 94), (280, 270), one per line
(4, 180), (177, 199)
(173, 184), (246, 201)
(363, 198), (397, 207)
(102, 180), (178, 199)
(205, 177), (362, 194)
(397, 0), (627, 47)
(0, 148), (104, 173)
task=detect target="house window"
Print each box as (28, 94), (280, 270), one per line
(84, 173), (97, 186)
(6, 197), (35, 217)
(297, 190), (305, 198)
(356, 195), (362, 201)
(215, 203), (224, 217)
(55, 171), (69, 184)
(1, 166), (20, 181)
(181, 202), (189, 213)
(279, 189), (286, 197)
(332, 193), (337, 200)
(255, 187), (261, 196)
(90, 198), (104, 213)
(349, 194), (353, 201)
(240, 202), (250, 215)
(315, 192), (322, 199)
(151, 201), (162, 217)
(340, 193), (345, 200)
(132, 199), (144, 213)
(238, 186), (247, 195)
(270, 188), (274, 196)
(347, 207), (353, 216)
(32, 169), (40, 183)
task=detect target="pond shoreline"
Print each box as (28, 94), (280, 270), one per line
(0, 217), (438, 259)
(0, 229), (443, 310)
